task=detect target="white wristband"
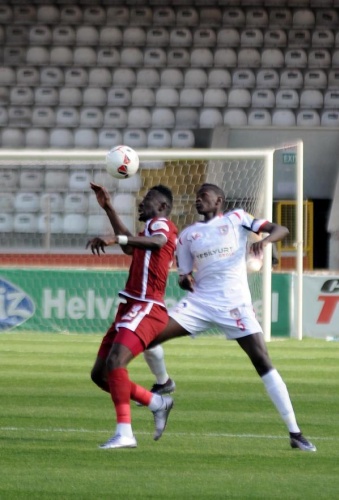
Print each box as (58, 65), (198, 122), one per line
(117, 235), (128, 246)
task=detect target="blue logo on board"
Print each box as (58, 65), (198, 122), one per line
(0, 277), (35, 331)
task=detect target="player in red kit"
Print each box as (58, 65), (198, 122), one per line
(87, 182), (177, 449)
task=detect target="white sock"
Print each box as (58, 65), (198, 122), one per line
(261, 369), (301, 434)
(116, 423), (134, 438)
(144, 345), (169, 385)
(148, 393), (163, 412)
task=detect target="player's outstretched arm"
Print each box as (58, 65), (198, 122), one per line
(251, 222), (289, 256)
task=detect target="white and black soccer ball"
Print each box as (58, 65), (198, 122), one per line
(105, 145), (139, 179)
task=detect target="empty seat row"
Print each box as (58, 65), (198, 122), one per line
(0, 191), (138, 215)
(1, 5), (338, 28)
(4, 45), (339, 68)
(2, 67), (339, 91)
(2, 86), (339, 110)
(3, 25), (339, 49)
(0, 127), (196, 149)
(0, 212), (135, 236)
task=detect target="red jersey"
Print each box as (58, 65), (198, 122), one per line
(120, 217), (178, 306)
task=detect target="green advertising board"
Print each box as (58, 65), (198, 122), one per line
(0, 268), (291, 337)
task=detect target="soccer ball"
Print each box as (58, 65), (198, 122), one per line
(105, 145), (139, 179)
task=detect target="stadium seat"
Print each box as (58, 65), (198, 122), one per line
(193, 28), (216, 47)
(25, 129), (49, 148)
(216, 28), (240, 47)
(292, 9), (315, 28)
(122, 129), (147, 148)
(74, 129), (98, 148)
(10, 87), (34, 106)
(69, 171), (92, 191)
(246, 8), (268, 27)
(261, 48), (284, 68)
(0, 67), (15, 86)
(29, 25), (52, 45)
(271, 109), (296, 126)
(208, 68), (231, 88)
(107, 88), (131, 107)
(296, 110), (320, 126)
(214, 48), (237, 68)
(98, 129), (122, 149)
(228, 88), (251, 107)
(316, 9), (338, 28)
(1, 128), (25, 148)
(0, 214), (14, 232)
(240, 28), (263, 48)
(222, 8), (246, 27)
(40, 193), (64, 212)
(87, 214), (111, 236)
(26, 47), (50, 66)
(275, 89), (299, 108)
(324, 90), (339, 108)
(40, 67), (64, 86)
(288, 29), (311, 48)
(251, 89), (275, 108)
(38, 213), (63, 234)
(328, 70), (339, 89)
(55, 107), (79, 127)
(147, 129), (172, 148)
(0, 169), (18, 190)
(49, 128), (74, 148)
(280, 69), (303, 89)
(223, 108), (247, 126)
(34, 87), (59, 106)
(321, 110), (339, 127)
(303, 69), (327, 89)
(247, 109), (272, 126)
(136, 68), (160, 88)
(144, 48), (167, 68)
(175, 108), (199, 128)
(15, 192), (40, 213)
(113, 69), (136, 88)
(184, 68), (208, 89)
(155, 87), (179, 107)
(59, 6), (82, 24)
(64, 68), (88, 87)
(52, 26), (75, 45)
(79, 108), (104, 128)
(0, 107), (8, 126)
(104, 108), (128, 128)
(160, 68), (184, 88)
(112, 193), (136, 214)
(146, 27), (169, 47)
(120, 47), (144, 67)
(171, 129), (195, 148)
(308, 49), (331, 68)
(190, 48), (214, 68)
(6, 25), (28, 45)
(99, 26), (122, 46)
(238, 48), (261, 68)
(199, 7), (222, 27)
(199, 108), (223, 128)
(73, 47), (96, 66)
(151, 108), (175, 128)
(88, 68), (112, 87)
(16, 67), (39, 86)
(106, 7), (130, 26)
(167, 48), (190, 67)
(19, 171), (44, 191)
(299, 89), (323, 108)
(62, 214), (87, 234)
(176, 7), (199, 27)
(0, 192), (14, 213)
(180, 88), (203, 107)
(82, 88), (106, 107)
(153, 7), (176, 26)
(123, 27), (146, 46)
(64, 193), (88, 213)
(14, 213), (38, 233)
(203, 88), (227, 107)
(45, 169), (69, 191)
(128, 107), (152, 128)
(83, 6), (106, 25)
(37, 5), (60, 24)
(32, 107), (56, 127)
(131, 88), (155, 107)
(97, 48), (120, 67)
(284, 48), (308, 67)
(312, 29), (334, 48)
(264, 29), (287, 47)
(130, 7), (153, 27)
(232, 68), (255, 88)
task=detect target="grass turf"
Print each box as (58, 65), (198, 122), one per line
(1, 333), (338, 499)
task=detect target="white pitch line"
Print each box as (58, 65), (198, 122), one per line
(0, 426), (332, 441)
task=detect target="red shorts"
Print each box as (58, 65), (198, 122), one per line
(97, 298), (168, 359)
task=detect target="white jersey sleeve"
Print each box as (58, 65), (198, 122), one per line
(176, 226), (195, 275)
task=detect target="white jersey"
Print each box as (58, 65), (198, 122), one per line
(176, 209), (267, 309)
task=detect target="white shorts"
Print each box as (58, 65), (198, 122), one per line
(169, 296), (263, 340)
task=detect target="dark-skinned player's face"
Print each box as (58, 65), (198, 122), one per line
(195, 188), (221, 215)
(138, 190), (165, 221)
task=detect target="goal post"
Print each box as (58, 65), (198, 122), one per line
(0, 146), (303, 340)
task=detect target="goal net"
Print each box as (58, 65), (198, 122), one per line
(0, 147), (303, 339)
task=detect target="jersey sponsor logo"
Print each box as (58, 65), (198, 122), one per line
(150, 220), (169, 232)
(0, 278), (35, 331)
(195, 246), (233, 260)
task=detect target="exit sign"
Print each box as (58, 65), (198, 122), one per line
(282, 153), (296, 164)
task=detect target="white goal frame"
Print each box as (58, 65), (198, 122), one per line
(0, 144), (304, 341)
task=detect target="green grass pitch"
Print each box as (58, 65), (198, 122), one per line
(1, 333), (339, 499)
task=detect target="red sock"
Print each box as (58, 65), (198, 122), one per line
(130, 382), (153, 406)
(107, 368), (131, 424)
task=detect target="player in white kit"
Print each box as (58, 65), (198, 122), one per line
(146, 183), (316, 452)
